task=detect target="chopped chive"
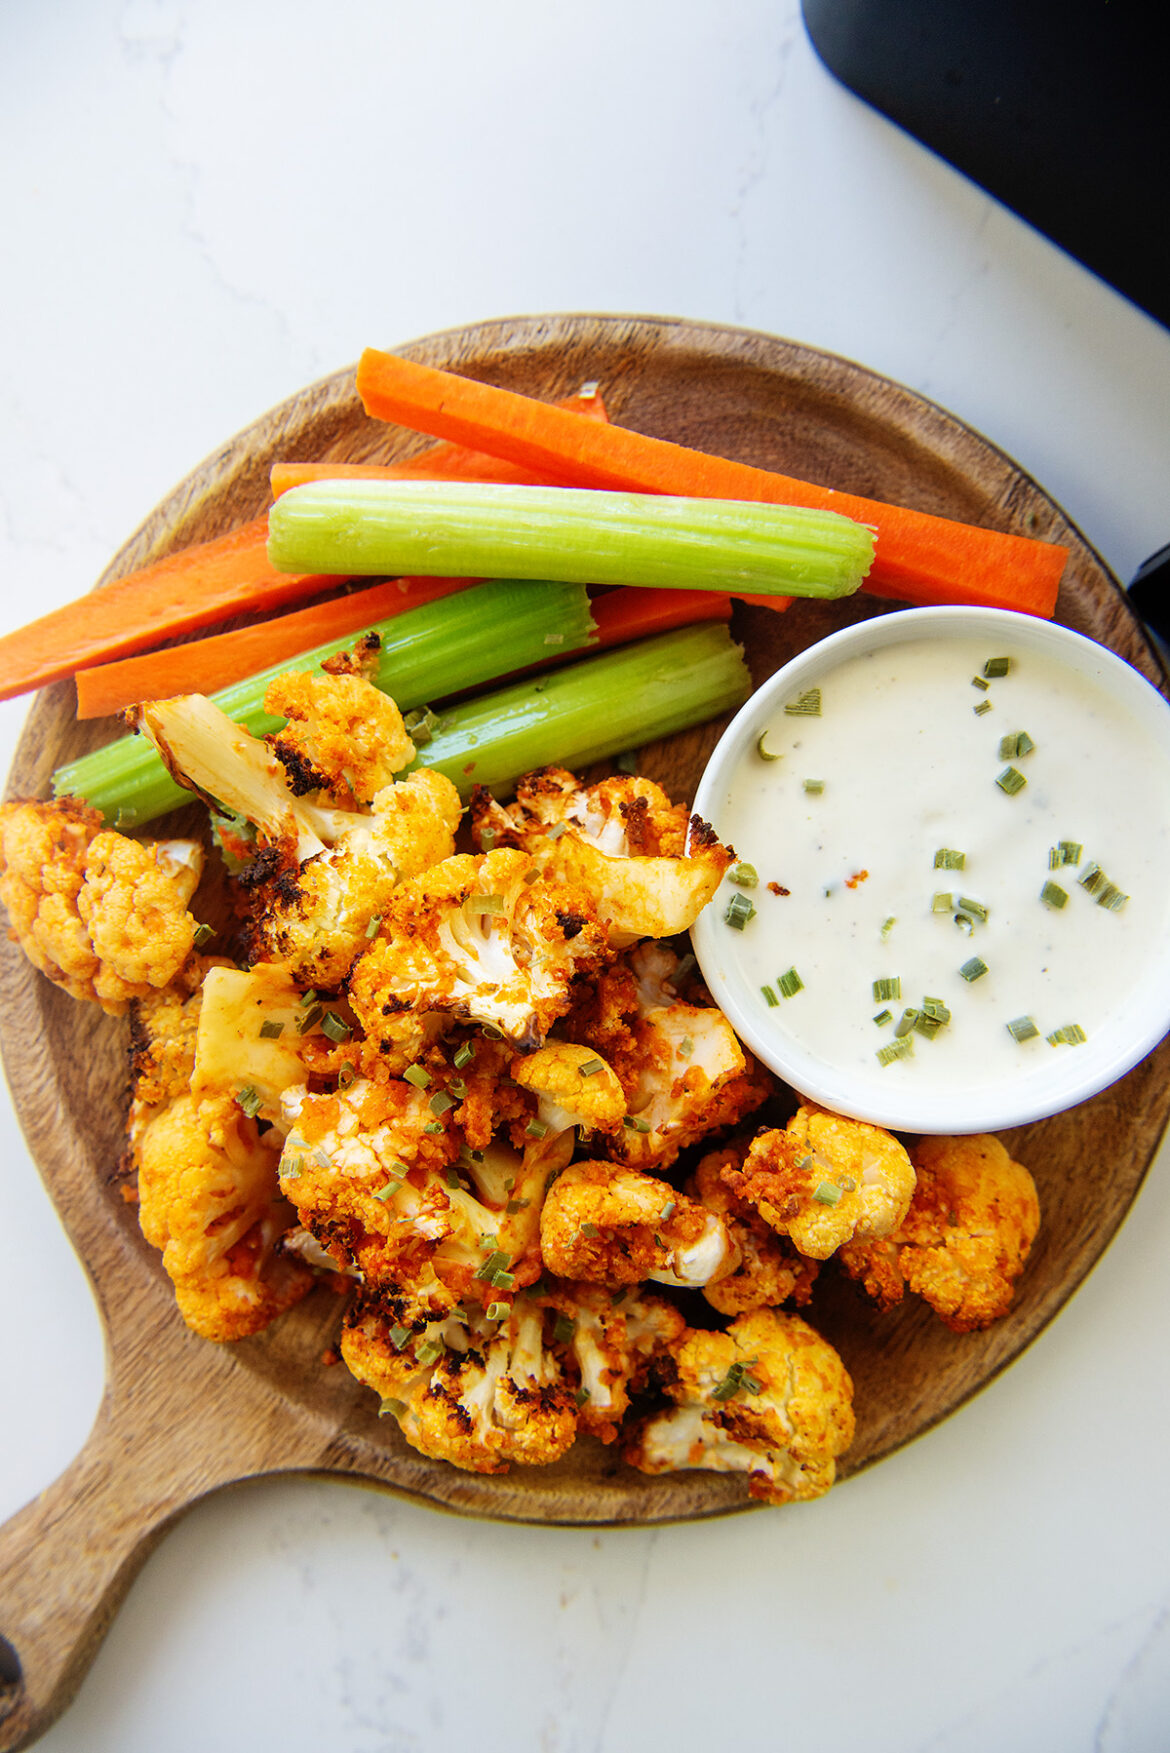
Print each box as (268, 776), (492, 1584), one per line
(404, 704), (442, 744)
(777, 967), (804, 998)
(728, 861), (759, 887)
(881, 916), (896, 940)
(466, 892), (504, 916)
(364, 913), (382, 938)
(577, 1058), (604, 1077)
(321, 1010), (352, 1043)
(921, 998), (951, 1022)
(312, 1148), (330, 1168)
(192, 921), (216, 947)
(931, 891), (955, 913)
(873, 1008), (893, 1026)
(282, 1155), (304, 1180)
(297, 1003), (324, 1034)
(973, 699), (993, 716)
(1078, 862), (1107, 895)
(423, 1121), (444, 1135)
(813, 1181), (841, 1205)
(416, 1339), (445, 1366)
(575, 1387), (592, 1407)
(712, 1361), (751, 1400)
(661, 1200), (677, 1220)
(378, 1397), (407, 1419)
(447, 1078), (467, 1100)
(934, 849), (966, 870)
(983, 657), (1012, 677)
(623, 1114), (652, 1132)
(679, 1036), (694, 1057)
(877, 1036), (914, 1067)
(236, 1084), (262, 1118)
(996, 766), (1027, 795)
(580, 1223), (600, 1239)
(1047, 1023), (1087, 1045)
(1007, 1015), (1039, 1042)
(486, 1301), (510, 1321)
(1040, 880), (1069, 909)
(802, 778), (825, 794)
(959, 957), (988, 981)
(872, 977), (901, 1002)
(784, 687), (822, 717)
(338, 1060), (356, 1090)
(998, 729), (1035, 760)
(761, 982), (780, 1007)
(525, 1117), (549, 1139)
(724, 893), (756, 929)
(389, 1324), (411, 1351)
(480, 1022), (506, 1040)
(957, 896), (988, 922)
(429, 1090), (455, 1116)
(545, 821), (569, 840)
(259, 1018), (286, 1039)
(1051, 840), (1083, 867)
(894, 1008), (920, 1038)
(954, 912), (975, 935)
(453, 1040), (476, 1068)
(971, 675), (990, 692)
(475, 1250), (511, 1281)
(1096, 882), (1129, 911)
(404, 1063), (432, 1089)
(553, 1313), (577, 1344)
(756, 730), (782, 762)
(505, 1197), (530, 1214)
(373, 1182), (397, 1202)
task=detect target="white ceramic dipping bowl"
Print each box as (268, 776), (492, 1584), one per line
(690, 606), (1170, 1134)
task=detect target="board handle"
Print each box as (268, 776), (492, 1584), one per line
(0, 1360), (322, 1750)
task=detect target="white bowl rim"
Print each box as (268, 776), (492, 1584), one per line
(690, 604), (1170, 1133)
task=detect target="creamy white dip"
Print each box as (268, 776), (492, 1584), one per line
(699, 632), (1170, 1108)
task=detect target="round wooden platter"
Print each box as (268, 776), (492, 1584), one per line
(2, 313), (1168, 1746)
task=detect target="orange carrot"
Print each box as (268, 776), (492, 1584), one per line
(271, 385), (610, 498)
(355, 350), (1068, 616)
(0, 518), (345, 705)
(73, 575), (477, 719)
(590, 586), (733, 646)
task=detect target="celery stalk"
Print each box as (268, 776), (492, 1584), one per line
(267, 480), (875, 600)
(407, 622), (751, 798)
(53, 578), (594, 827)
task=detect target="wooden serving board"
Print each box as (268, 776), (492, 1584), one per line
(2, 314), (1167, 1749)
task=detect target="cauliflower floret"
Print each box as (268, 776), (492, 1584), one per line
(565, 944), (771, 1173)
(540, 1280), (687, 1443)
(343, 1292), (578, 1474)
(510, 1039), (627, 1138)
(688, 1142), (821, 1316)
(0, 798), (204, 1014)
(839, 1133), (1040, 1331)
(724, 1105), (916, 1260)
(347, 848), (608, 1051)
(624, 1309), (854, 1504)
(135, 1090), (313, 1340)
(471, 766), (733, 945)
(540, 1158), (735, 1289)
(264, 668), (415, 805)
(276, 1076), (564, 1307)
(254, 768), (463, 988)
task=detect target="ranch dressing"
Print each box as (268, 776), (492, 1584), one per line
(702, 633), (1170, 1103)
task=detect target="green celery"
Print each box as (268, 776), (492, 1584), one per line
(406, 622), (751, 798)
(52, 578), (594, 827)
(267, 480), (875, 600)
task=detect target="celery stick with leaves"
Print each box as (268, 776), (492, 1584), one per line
(267, 480), (875, 600)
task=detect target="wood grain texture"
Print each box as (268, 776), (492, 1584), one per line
(2, 314), (1166, 1748)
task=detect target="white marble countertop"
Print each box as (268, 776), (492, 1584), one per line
(3, 3), (1170, 1749)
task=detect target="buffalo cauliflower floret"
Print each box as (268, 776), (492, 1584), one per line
(276, 1076), (566, 1307)
(135, 1089), (313, 1340)
(566, 943), (771, 1173)
(688, 1142), (821, 1316)
(253, 767), (463, 987)
(510, 1039), (627, 1138)
(343, 1291), (578, 1474)
(839, 1133), (1040, 1331)
(724, 1105), (916, 1261)
(540, 1280), (686, 1443)
(347, 848), (607, 1051)
(470, 766), (733, 945)
(540, 1158), (735, 1289)
(0, 797), (205, 1014)
(624, 1308), (854, 1504)
(264, 668), (415, 805)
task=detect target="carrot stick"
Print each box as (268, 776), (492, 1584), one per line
(271, 385), (609, 498)
(589, 586), (733, 645)
(355, 350), (1068, 616)
(0, 517), (346, 705)
(73, 575), (478, 719)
